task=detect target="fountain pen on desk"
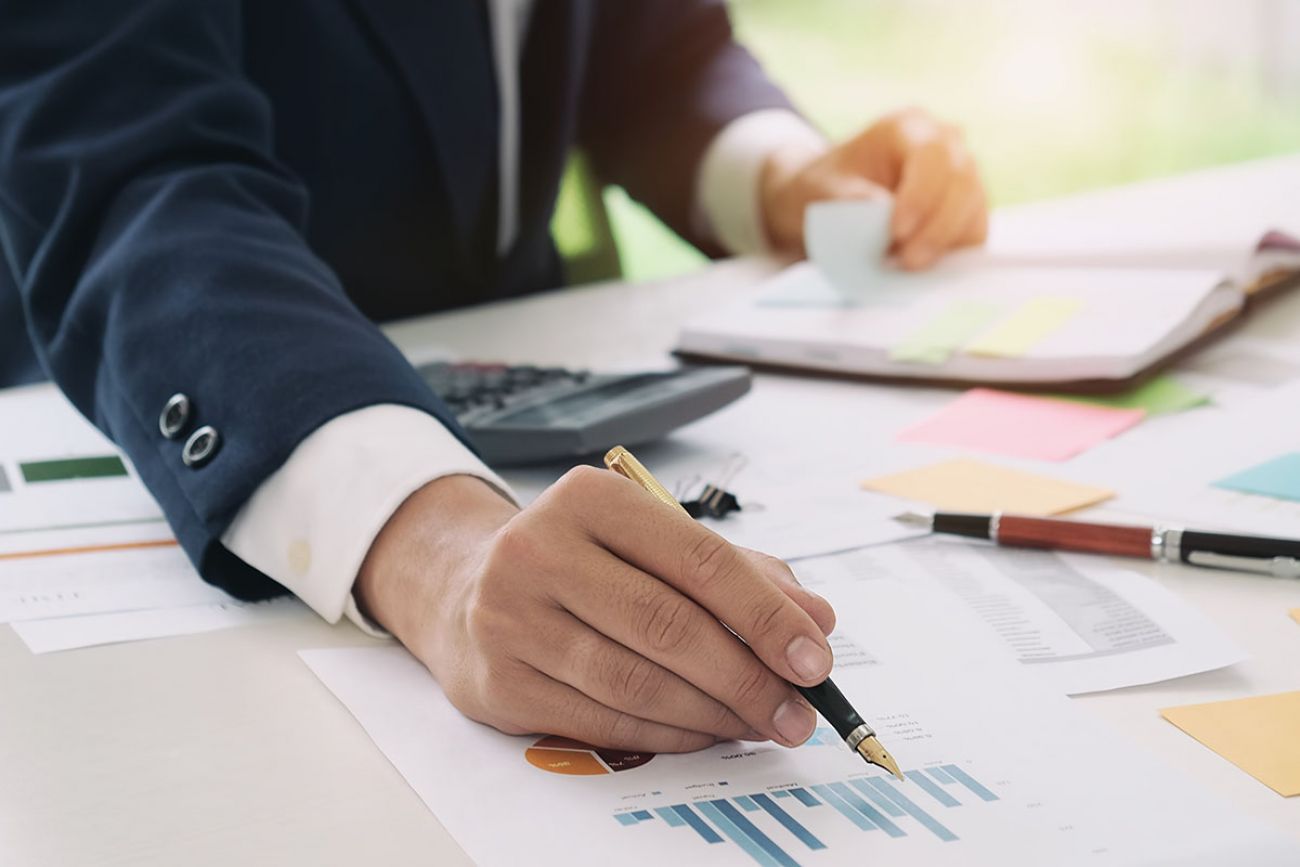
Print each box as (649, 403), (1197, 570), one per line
(604, 446), (904, 779)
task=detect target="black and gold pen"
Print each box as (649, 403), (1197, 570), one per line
(604, 446), (903, 779)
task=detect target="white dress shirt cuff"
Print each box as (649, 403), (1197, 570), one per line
(220, 404), (515, 635)
(695, 109), (827, 256)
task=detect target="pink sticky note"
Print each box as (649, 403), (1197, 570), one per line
(898, 388), (1145, 461)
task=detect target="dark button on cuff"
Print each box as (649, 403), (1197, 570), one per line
(182, 425), (220, 468)
(159, 393), (192, 440)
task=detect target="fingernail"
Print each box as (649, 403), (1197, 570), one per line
(786, 635), (832, 681)
(773, 699), (817, 746)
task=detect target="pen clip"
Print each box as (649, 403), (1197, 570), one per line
(1186, 550), (1300, 578)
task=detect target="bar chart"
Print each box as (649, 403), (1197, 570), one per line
(612, 764), (999, 867)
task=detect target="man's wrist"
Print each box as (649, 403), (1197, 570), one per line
(355, 474), (518, 651)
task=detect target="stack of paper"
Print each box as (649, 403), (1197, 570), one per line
(0, 385), (306, 653)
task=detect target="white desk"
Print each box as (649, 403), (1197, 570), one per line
(5, 157), (1300, 866)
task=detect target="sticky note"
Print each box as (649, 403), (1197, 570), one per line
(1289, 609), (1299, 625)
(805, 198), (894, 297)
(897, 389), (1146, 462)
(966, 296), (1082, 357)
(889, 301), (1004, 364)
(862, 458), (1113, 515)
(1052, 375), (1210, 416)
(1161, 691), (1300, 797)
(1214, 453), (1300, 503)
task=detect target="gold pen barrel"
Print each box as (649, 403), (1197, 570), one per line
(604, 446), (691, 517)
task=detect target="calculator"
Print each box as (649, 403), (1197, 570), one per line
(416, 361), (752, 465)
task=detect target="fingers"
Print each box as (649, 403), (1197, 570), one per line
(526, 606), (757, 742)
(891, 138), (952, 245)
(554, 543), (820, 747)
(504, 667), (722, 754)
(738, 548), (836, 637)
(558, 468), (834, 689)
(897, 172), (984, 270)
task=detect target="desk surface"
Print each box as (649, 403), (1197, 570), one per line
(5, 156), (1300, 866)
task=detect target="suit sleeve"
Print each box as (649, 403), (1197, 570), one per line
(577, 0), (798, 254)
(0, 1), (465, 599)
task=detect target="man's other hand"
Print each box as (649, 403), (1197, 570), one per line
(761, 107), (988, 270)
(356, 469), (837, 753)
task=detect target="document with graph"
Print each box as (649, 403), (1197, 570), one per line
(300, 581), (1298, 867)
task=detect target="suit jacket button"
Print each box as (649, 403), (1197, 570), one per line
(159, 393), (192, 439)
(182, 425), (221, 468)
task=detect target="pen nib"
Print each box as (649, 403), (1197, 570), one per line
(856, 735), (904, 780)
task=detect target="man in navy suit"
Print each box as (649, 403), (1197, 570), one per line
(0, 1), (985, 752)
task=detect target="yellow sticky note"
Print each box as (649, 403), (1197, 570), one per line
(966, 296), (1083, 357)
(1161, 691), (1300, 797)
(1290, 609), (1300, 625)
(861, 458), (1113, 515)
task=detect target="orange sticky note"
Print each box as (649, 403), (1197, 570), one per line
(1162, 691), (1300, 797)
(862, 458), (1114, 515)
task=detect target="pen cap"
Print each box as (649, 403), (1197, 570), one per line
(604, 446), (691, 517)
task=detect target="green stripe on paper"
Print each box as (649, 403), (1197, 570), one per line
(889, 300), (1003, 365)
(20, 455), (128, 484)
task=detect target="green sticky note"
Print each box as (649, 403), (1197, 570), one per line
(890, 301), (1003, 364)
(1053, 375), (1211, 416)
(966, 296), (1082, 357)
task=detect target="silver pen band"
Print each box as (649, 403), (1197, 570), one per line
(845, 723), (875, 751)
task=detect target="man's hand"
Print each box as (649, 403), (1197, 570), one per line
(356, 469), (837, 753)
(761, 107), (988, 270)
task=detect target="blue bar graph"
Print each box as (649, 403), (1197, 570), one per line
(614, 766), (1005, 865)
(751, 794), (826, 851)
(811, 784), (877, 831)
(864, 777), (958, 842)
(904, 770), (961, 807)
(942, 764), (1000, 802)
(673, 804), (724, 844)
(848, 778), (905, 818)
(829, 782), (906, 838)
(698, 800), (796, 867)
(926, 766), (955, 783)
(654, 807), (685, 827)
(789, 788), (820, 807)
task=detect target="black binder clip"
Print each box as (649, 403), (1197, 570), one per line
(679, 455), (746, 520)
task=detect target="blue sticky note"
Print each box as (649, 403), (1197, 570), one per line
(1214, 453), (1300, 502)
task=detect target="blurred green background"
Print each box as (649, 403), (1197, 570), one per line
(555, 0), (1300, 283)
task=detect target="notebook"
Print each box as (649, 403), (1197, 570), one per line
(676, 230), (1300, 391)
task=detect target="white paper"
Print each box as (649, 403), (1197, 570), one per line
(803, 198), (895, 300)
(0, 544), (231, 623)
(794, 539), (1245, 695)
(698, 485), (927, 561)
(12, 596), (308, 654)
(0, 385), (164, 538)
(300, 580), (1297, 867)
(1073, 379), (1300, 539)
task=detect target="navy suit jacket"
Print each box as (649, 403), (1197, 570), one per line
(0, 0), (791, 598)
